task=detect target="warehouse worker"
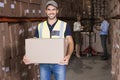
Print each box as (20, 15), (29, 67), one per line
(23, 0), (74, 80)
(73, 14), (83, 58)
(95, 15), (109, 60)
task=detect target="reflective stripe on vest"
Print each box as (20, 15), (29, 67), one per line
(38, 22), (43, 38)
(38, 20), (67, 38)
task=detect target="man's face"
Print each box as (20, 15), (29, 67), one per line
(45, 5), (58, 20)
(99, 17), (104, 22)
(77, 16), (81, 21)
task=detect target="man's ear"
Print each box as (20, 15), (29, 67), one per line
(57, 9), (59, 14)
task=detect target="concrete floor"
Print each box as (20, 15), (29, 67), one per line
(66, 54), (112, 80)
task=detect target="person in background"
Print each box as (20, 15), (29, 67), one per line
(95, 15), (110, 60)
(23, 0), (74, 80)
(73, 14), (83, 58)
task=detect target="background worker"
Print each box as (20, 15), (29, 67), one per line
(95, 15), (110, 60)
(73, 14), (83, 58)
(23, 0), (74, 80)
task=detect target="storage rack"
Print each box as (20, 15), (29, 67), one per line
(0, 17), (46, 22)
(82, 0), (97, 56)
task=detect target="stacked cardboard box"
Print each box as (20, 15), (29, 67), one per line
(0, 0), (110, 18)
(0, 0), (7, 16)
(40, 0), (48, 17)
(0, 23), (11, 80)
(16, 0), (30, 3)
(110, 19), (120, 80)
(0, 22), (40, 80)
(30, 0), (41, 4)
(107, 0), (120, 79)
(58, 0), (83, 17)
(29, 3), (41, 17)
(108, 0), (120, 17)
(92, 0), (108, 18)
(0, 0), (41, 17)
(44, 0), (83, 18)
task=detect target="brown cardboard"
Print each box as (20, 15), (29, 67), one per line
(29, 3), (41, 17)
(35, 4), (41, 17)
(0, 0), (5, 16)
(18, 1), (30, 17)
(29, 3), (36, 17)
(30, 0), (41, 4)
(9, 0), (18, 17)
(4, 0), (11, 16)
(0, 0), (15, 17)
(25, 38), (68, 64)
(15, 0), (30, 3)
(5, 0), (21, 17)
(0, 23), (11, 60)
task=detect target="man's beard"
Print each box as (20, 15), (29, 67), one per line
(48, 16), (56, 20)
(47, 13), (57, 20)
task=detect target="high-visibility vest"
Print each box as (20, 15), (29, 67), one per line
(38, 20), (67, 38)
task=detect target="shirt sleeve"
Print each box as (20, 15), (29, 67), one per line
(34, 27), (39, 38)
(65, 24), (72, 37)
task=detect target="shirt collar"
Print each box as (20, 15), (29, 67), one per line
(47, 19), (58, 27)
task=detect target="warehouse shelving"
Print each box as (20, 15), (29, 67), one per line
(0, 17), (99, 23)
(112, 15), (120, 19)
(0, 17), (47, 22)
(0, 15), (119, 23)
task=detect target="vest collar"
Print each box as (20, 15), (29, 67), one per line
(47, 19), (58, 27)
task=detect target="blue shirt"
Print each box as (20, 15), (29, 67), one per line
(34, 20), (72, 38)
(100, 20), (109, 35)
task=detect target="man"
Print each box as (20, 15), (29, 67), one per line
(73, 14), (83, 58)
(23, 0), (74, 80)
(95, 15), (109, 60)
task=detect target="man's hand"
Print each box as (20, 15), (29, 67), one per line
(23, 55), (31, 65)
(59, 55), (71, 65)
(58, 36), (74, 65)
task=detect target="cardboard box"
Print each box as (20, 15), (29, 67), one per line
(0, 1), (5, 16)
(19, 1), (30, 17)
(25, 38), (68, 64)
(15, 0), (30, 3)
(30, 0), (41, 4)
(29, 3), (41, 17)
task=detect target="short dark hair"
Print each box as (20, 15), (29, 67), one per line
(101, 15), (105, 19)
